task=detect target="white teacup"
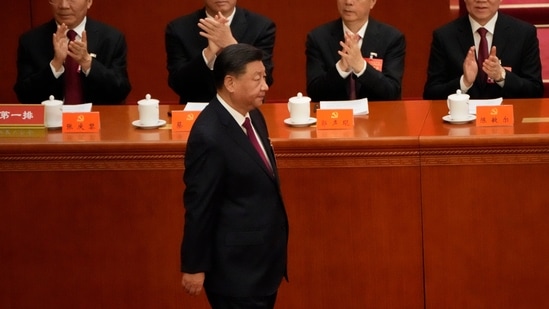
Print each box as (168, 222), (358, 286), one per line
(447, 90), (470, 121)
(137, 94), (160, 126)
(288, 92), (311, 124)
(41, 95), (63, 128)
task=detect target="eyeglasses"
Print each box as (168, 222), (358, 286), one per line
(48, 0), (78, 5)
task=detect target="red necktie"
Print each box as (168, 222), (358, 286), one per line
(242, 117), (273, 173)
(64, 30), (84, 104)
(349, 74), (357, 100)
(348, 34), (361, 100)
(477, 27), (489, 86)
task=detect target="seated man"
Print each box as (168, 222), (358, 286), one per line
(165, 0), (275, 104)
(14, 0), (131, 104)
(306, 0), (406, 102)
(423, 0), (543, 100)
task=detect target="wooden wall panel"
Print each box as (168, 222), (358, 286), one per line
(0, 0), (30, 103)
(0, 0), (452, 104)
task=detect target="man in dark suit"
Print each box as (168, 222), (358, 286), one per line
(306, 0), (406, 102)
(14, 0), (131, 104)
(181, 44), (288, 309)
(165, 0), (275, 104)
(423, 0), (543, 100)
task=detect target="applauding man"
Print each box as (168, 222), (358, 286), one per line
(306, 0), (406, 102)
(423, 0), (543, 99)
(14, 0), (131, 104)
(166, 0), (276, 104)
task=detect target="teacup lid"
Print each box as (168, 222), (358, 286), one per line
(448, 89), (469, 101)
(138, 93), (159, 105)
(289, 92), (311, 104)
(41, 95), (63, 105)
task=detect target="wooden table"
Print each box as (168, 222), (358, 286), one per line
(2, 99), (548, 308)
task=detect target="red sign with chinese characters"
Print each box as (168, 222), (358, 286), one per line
(316, 109), (354, 130)
(476, 105), (514, 127)
(171, 110), (200, 132)
(62, 112), (101, 133)
(0, 104), (44, 127)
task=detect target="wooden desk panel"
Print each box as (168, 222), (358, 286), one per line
(5, 99), (549, 308)
(1, 102), (427, 308)
(420, 99), (549, 309)
(0, 169), (185, 309)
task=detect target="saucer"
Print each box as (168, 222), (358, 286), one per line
(442, 114), (476, 124)
(284, 117), (317, 127)
(132, 119), (166, 129)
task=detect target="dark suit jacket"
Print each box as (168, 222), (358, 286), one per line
(165, 8), (276, 104)
(423, 13), (543, 100)
(181, 98), (288, 298)
(306, 18), (406, 102)
(14, 19), (131, 104)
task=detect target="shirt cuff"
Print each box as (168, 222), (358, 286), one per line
(50, 61), (64, 78)
(459, 75), (472, 93)
(353, 60), (367, 77)
(336, 60), (351, 79)
(202, 49), (216, 70)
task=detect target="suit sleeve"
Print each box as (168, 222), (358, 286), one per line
(305, 31), (349, 102)
(423, 30), (463, 100)
(165, 20), (215, 102)
(357, 31), (405, 100)
(249, 18), (276, 87)
(14, 35), (62, 103)
(181, 127), (224, 273)
(501, 24), (544, 98)
(85, 31), (131, 104)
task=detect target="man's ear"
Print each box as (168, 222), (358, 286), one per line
(224, 75), (236, 93)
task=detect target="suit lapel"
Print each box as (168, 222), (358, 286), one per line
(492, 15), (509, 56)
(230, 8), (248, 42)
(84, 19), (99, 55)
(250, 110), (277, 177)
(212, 100), (275, 179)
(457, 16), (475, 55)
(330, 21), (345, 61)
(362, 19), (380, 56)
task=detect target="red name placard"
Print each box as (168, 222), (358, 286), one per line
(171, 110), (200, 132)
(316, 109), (354, 130)
(62, 112), (101, 133)
(476, 105), (514, 127)
(0, 104), (44, 127)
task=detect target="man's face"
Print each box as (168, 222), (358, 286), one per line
(50, 0), (93, 29)
(204, 0), (237, 17)
(464, 0), (501, 25)
(337, 0), (377, 25)
(228, 61), (269, 112)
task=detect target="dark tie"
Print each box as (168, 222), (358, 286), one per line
(64, 29), (84, 104)
(242, 117), (273, 173)
(477, 27), (489, 86)
(349, 74), (357, 100)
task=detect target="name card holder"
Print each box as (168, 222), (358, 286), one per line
(62, 112), (101, 133)
(316, 109), (354, 130)
(475, 105), (514, 127)
(365, 58), (383, 71)
(0, 104), (44, 127)
(171, 110), (200, 132)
